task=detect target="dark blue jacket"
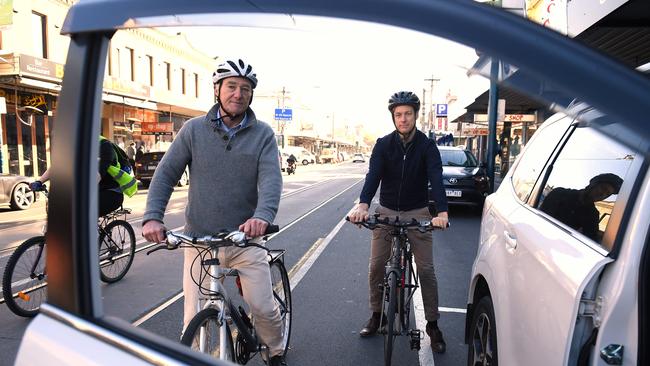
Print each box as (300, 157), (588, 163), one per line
(360, 130), (448, 213)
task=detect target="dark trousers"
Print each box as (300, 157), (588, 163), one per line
(99, 190), (124, 217)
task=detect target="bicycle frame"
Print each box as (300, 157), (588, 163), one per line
(195, 245), (282, 361)
(381, 228), (419, 336)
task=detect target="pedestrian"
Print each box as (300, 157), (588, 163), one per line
(126, 141), (136, 167)
(348, 91), (449, 354)
(141, 58), (287, 366)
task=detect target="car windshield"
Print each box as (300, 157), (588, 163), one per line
(440, 150), (478, 167)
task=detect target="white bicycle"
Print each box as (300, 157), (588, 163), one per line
(147, 226), (291, 363)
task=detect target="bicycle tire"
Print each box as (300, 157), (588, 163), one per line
(2, 236), (47, 317)
(384, 271), (398, 366)
(98, 219), (136, 283)
(270, 260), (292, 356)
(181, 307), (234, 360)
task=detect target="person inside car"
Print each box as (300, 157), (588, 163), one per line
(540, 172), (623, 242)
(141, 58), (287, 366)
(347, 91), (450, 354)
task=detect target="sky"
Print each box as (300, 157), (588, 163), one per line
(168, 15), (489, 139)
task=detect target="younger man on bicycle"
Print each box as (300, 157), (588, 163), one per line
(348, 91), (449, 353)
(142, 58), (286, 366)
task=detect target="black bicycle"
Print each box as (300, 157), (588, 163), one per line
(147, 226), (291, 364)
(348, 214), (445, 366)
(2, 186), (136, 317)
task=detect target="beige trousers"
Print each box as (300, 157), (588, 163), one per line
(368, 205), (440, 321)
(183, 245), (284, 356)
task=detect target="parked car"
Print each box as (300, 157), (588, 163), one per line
(466, 102), (647, 365)
(0, 174), (36, 210)
(283, 147), (315, 165)
(352, 153), (365, 163)
(428, 146), (489, 212)
(135, 151), (189, 188)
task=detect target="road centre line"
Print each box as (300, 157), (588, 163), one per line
(131, 178), (363, 326)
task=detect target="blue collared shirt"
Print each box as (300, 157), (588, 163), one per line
(216, 110), (248, 138)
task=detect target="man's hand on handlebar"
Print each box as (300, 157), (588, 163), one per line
(431, 211), (449, 230)
(348, 203), (370, 226)
(239, 218), (268, 238)
(142, 220), (167, 243)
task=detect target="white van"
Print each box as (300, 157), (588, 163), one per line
(283, 146), (315, 165)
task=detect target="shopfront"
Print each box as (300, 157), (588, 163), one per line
(0, 88), (54, 176)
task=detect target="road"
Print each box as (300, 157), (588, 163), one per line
(0, 161), (482, 366)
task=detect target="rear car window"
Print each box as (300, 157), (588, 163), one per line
(510, 116), (572, 202)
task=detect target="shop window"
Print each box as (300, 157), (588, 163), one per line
(35, 115), (48, 175)
(4, 114), (19, 175)
(31, 12), (48, 59)
(21, 118), (34, 177)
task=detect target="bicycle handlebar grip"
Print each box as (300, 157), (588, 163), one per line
(266, 225), (279, 234)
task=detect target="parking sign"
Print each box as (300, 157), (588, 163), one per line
(274, 108), (292, 121)
(436, 104), (448, 117)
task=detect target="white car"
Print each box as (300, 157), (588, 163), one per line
(352, 153), (365, 163)
(466, 104), (648, 365)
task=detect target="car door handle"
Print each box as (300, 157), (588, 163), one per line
(504, 230), (517, 250)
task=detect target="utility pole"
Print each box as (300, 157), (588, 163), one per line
(421, 88), (427, 133)
(424, 75), (439, 135)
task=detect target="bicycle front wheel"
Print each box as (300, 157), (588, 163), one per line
(99, 219), (136, 283)
(2, 236), (47, 317)
(270, 259), (292, 356)
(181, 308), (234, 360)
(384, 271), (398, 366)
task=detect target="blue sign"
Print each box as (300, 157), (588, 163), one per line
(274, 108), (292, 121)
(436, 104), (448, 117)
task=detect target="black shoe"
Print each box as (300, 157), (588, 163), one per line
(268, 355), (287, 366)
(359, 313), (386, 337)
(426, 322), (446, 354)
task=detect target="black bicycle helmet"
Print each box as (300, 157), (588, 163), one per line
(388, 91), (421, 114)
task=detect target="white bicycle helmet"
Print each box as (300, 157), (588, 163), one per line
(212, 58), (258, 89)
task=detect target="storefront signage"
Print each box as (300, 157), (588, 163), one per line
(103, 76), (151, 99)
(141, 121), (173, 133)
(19, 55), (65, 81)
(474, 114), (535, 123)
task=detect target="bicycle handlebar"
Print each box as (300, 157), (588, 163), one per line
(345, 215), (449, 231)
(146, 224), (280, 255)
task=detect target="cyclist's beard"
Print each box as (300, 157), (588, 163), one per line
(393, 120), (416, 141)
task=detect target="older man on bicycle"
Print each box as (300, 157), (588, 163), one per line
(142, 59), (286, 366)
(348, 91), (449, 354)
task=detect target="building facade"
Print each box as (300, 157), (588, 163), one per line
(0, 0), (215, 177)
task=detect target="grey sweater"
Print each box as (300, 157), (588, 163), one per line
(143, 104), (282, 236)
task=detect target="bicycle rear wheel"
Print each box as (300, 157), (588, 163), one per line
(270, 259), (292, 356)
(181, 308), (234, 360)
(383, 271), (398, 366)
(99, 219), (136, 283)
(2, 236), (47, 317)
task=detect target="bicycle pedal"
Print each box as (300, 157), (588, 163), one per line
(409, 329), (421, 350)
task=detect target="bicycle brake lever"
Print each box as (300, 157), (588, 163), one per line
(146, 245), (166, 255)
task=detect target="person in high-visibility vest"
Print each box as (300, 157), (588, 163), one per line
(99, 136), (126, 216)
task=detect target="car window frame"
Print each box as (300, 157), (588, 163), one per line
(45, 0), (650, 363)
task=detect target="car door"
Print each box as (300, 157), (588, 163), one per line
(501, 118), (642, 365)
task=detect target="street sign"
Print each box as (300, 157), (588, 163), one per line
(274, 108), (292, 121)
(436, 104), (448, 117)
